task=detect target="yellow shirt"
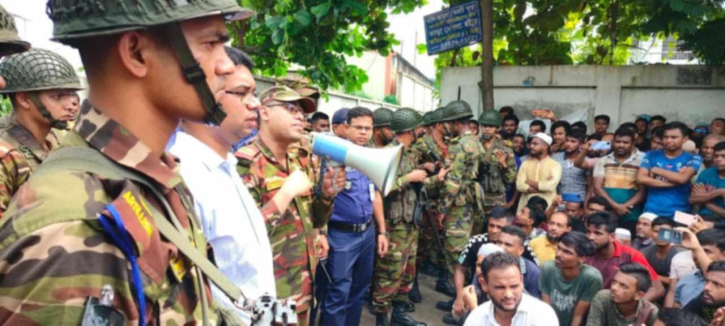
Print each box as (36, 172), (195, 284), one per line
(529, 235), (557, 266)
(516, 156), (563, 213)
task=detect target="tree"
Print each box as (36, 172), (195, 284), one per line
(232, 0), (426, 93)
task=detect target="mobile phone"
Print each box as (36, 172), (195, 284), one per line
(562, 192), (583, 203)
(674, 211), (698, 226)
(591, 141), (611, 151)
(658, 228), (682, 245)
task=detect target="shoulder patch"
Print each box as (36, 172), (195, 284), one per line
(234, 145), (261, 161)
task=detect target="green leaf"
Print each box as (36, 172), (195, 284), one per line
(294, 9), (312, 27)
(311, 3), (331, 20)
(265, 16), (284, 29)
(416, 43), (428, 54)
(271, 29), (284, 45)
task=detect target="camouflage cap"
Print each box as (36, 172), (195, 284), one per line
(0, 4), (30, 56)
(373, 107), (393, 127)
(259, 86), (316, 114)
(390, 108), (424, 133)
(47, 0), (254, 43)
(277, 79), (320, 100)
(0, 48), (83, 94)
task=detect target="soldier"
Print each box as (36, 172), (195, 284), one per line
(473, 110), (517, 235)
(236, 86), (345, 325)
(373, 108), (430, 326)
(435, 100), (485, 298)
(0, 49), (83, 213)
(0, 0), (253, 324)
(0, 4), (30, 89)
(371, 107), (394, 148)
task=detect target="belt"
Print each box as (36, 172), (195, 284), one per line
(328, 219), (373, 233)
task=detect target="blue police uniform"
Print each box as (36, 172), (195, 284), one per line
(319, 167), (377, 326)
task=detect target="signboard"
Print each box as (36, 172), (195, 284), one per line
(423, 1), (482, 55)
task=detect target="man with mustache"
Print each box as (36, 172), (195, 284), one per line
(587, 263), (659, 326)
(684, 261), (725, 323)
(463, 252), (557, 326)
(530, 211), (572, 265)
(0, 49), (82, 213)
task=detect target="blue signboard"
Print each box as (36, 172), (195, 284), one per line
(423, 1), (482, 55)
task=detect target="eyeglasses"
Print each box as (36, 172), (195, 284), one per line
(265, 101), (304, 115)
(225, 90), (260, 107)
(349, 125), (373, 133)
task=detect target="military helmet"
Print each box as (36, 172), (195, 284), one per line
(426, 107), (443, 125)
(478, 109), (502, 127)
(47, 0), (254, 42)
(423, 111), (435, 126)
(0, 48), (83, 94)
(469, 117), (480, 125)
(373, 107), (393, 127)
(0, 4), (30, 55)
(441, 100), (473, 122)
(390, 108), (423, 133)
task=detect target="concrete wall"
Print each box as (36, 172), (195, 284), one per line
(440, 65), (725, 130)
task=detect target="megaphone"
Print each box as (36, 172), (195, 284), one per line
(310, 132), (403, 197)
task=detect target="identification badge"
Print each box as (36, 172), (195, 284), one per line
(369, 183), (375, 201)
(266, 177), (284, 191)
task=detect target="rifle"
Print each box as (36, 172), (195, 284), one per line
(414, 182), (448, 267)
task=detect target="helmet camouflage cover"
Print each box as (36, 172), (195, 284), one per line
(478, 109), (502, 127)
(390, 108), (423, 133)
(0, 48), (83, 94)
(441, 100), (473, 122)
(373, 107), (393, 127)
(0, 4), (30, 56)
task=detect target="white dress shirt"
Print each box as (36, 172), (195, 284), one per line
(169, 131), (275, 323)
(464, 292), (558, 326)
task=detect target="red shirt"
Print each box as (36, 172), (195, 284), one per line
(585, 241), (658, 289)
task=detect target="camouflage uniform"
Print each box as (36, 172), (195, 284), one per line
(235, 87), (330, 325)
(0, 105), (220, 324)
(438, 102), (484, 282)
(413, 133), (445, 269)
(472, 137), (517, 234)
(0, 48), (80, 213)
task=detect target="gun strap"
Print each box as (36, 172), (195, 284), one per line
(38, 146), (245, 305)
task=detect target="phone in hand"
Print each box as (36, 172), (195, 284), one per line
(591, 141), (611, 151)
(674, 211), (698, 226)
(658, 228), (683, 245)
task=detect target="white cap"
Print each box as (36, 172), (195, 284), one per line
(477, 243), (504, 258)
(615, 228), (631, 240)
(639, 212), (657, 222)
(683, 140), (697, 153)
(532, 132), (552, 146)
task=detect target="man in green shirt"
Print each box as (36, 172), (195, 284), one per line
(587, 263), (659, 326)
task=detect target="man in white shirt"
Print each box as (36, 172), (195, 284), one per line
(464, 252), (558, 326)
(169, 47), (309, 323)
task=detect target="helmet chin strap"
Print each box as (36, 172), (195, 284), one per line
(29, 93), (68, 130)
(162, 22), (227, 126)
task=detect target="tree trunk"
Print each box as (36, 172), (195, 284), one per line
(479, 0), (494, 112)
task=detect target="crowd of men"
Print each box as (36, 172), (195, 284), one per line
(1, 2), (725, 326)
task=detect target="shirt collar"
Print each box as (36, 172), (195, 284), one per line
(606, 149), (640, 164)
(519, 257), (528, 274)
(74, 101), (183, 191)
(612, 240), (625, 257)
(173, 131), (236, 172)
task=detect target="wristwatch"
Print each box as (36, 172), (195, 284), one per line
(378, 231), (389, 237)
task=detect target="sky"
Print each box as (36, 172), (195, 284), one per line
(2, 0), (442, 79)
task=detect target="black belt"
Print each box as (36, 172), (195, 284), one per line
(328, 219), (373, 233)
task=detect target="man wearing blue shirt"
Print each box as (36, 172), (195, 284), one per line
(691, 141), (725, 217)
(320, 107), (389, 326)
(638, 122), (702, 217)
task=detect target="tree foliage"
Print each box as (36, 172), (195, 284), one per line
(232, 0), (426, 93)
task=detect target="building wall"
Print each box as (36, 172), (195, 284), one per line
(440, 65), (725, 131)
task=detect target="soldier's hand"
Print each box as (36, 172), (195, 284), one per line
(317, 233), (329, 258)
(437, 166), (452, 182)
(407, 170), (428, 183)
(436, 213), (445, 229)
(494, 149), (507, 167)
(377, 234), (389, 257)
(282, 170), (313, 198)
(422, 162), (436, 173)
(322, 167), (346, 198)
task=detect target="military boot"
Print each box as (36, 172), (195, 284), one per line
(435, 271), (456, 298)
(409, 273), (422, 303)
(376, 313), (390, 326)
(393, 300), (415, 313)
(391, 303), (427, 326)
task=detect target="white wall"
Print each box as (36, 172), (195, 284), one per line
(441, 65), (725, 130)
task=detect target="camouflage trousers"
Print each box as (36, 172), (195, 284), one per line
(416, 210), (445, 270)
(443, 206), (473, 283)
(372, 222), (418, 313)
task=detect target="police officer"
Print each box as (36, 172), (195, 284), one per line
(373, 108), (430, 326)
(434, 100), (485, 298)
(0, 49), (83, 212)
(371, 107), (394, 148)
(474, 110), (517, 235)
(0, 0), (253, 324)
(236, 86), (344, 326)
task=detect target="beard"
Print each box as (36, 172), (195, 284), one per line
(546, 233), (561, 243)
(491, 295), (521, 313)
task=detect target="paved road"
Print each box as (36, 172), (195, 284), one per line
(359, 273), (453, 325)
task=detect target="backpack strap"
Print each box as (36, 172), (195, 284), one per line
(38, 147), (246, 305)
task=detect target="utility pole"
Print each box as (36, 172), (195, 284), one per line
(478, 0), (494, 112)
